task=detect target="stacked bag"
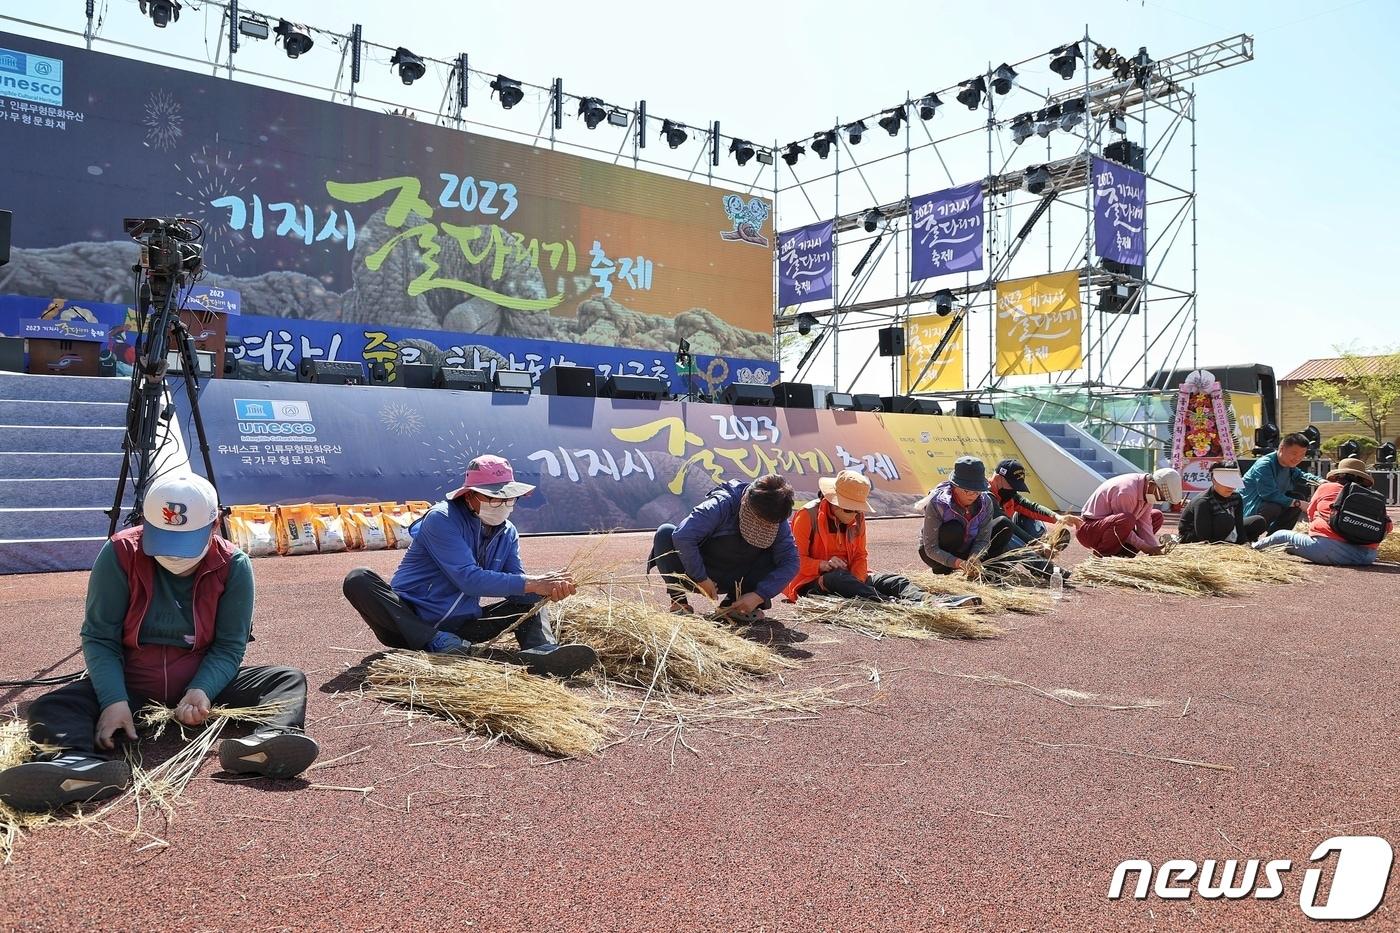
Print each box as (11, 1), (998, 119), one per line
(227, 501), (433, 557)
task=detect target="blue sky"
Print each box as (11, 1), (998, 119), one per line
(9, 0), (1397, 384)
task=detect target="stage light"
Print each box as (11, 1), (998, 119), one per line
(490, 75), (524, 109)
(991, 64), (1017, 95)
(1253, 424), (1280, 455)
(1093, 46), (1117, 71)
(826, 392), (855, 411)
(238, 16), (270, 40)
(1377, 442), (1397, 467)
(782, 142), (805, 166)
(862, 208), (884, 233)
(661, 119), (688, 148)
(730, 138), (755, 166)
(932, 289), (955, 317)
(139, 0), (180, 27)
(606, 109), (629, 128)
(844, 120), (867, 145)
(956, 77), (985, 110)
(1098, 283), (1135, 313)
(878, 106), (906, 136)
(756, 148), (774, 165)
(1303, 425), (1322, 455)
(1010, 113), (1035, 145)
(1059, 98), (1086, 131)
(1049, 43), (1081, 80)
(273, 20), (313, 58)
(391, 48), (426, 85)
(1338, 440), (1361, 461)
(917, 93), (943, 120)
(1024, 164), (1051, 195)
(795, 312), (818, 336)
(811, 130), (837, 159)
(1109, 111), (1128, 135)
(1035, 103), (1061, 137)
(1133, 46), (1154, 89)
(578, 97), (608, 129)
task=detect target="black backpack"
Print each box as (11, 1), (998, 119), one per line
(1328, 482), (1388, 545)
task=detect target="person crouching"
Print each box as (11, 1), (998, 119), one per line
(1178, 463), (1266, 545)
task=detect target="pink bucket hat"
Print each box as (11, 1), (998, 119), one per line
(446, 455), (536, 500)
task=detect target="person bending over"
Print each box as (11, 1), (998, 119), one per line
(650, 474), (799, 623)
(1241, 433), (1323, 533)
(783, 470), (923, 604)
(990, 458), (1082, 551)
(919, 457), (1054, 579)
(1075, 468), (1183, 558)
(0, 473), (318, 812)
(1178, 463), (1266, 545)
(1252, 458), (1392, 566)
(343, 455), (596, 678)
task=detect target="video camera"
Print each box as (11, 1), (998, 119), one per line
(124, 217), (203, 296)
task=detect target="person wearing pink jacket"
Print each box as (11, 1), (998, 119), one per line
(1075, 469), (1184, 558)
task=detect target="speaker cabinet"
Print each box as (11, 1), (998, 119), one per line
(434, 366), (491, 391)
(298, 359), (365, 385)
(600, 374), (668, 400)
(540, 364), (596, 398)
(851, 393), (883, 412)
(877, 327), (906, 357)
(771, 381), (815, 409)
(720, 383), (776, 407)
(397, 363), (436, 389)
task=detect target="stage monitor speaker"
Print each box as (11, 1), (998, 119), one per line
(600, 373), (668, 400)
(434, 366), (491, 391)
(493, 369), (535, 394)
(0, 210), (10, 267)
(540, 364), (596, 398)
(397, 363), (435, 389)
(851, 393), (883, 412)
(721, 383), (776, 407)
(905, 397), (943, 415)
(0, 335), (22, 372)
(825, 392), (855, 410)
(298, 359), (365, 385)
(955, 399), (997, 419)
(881, 395), (915, 414)
(772, 381), (815, 409)
(877, 327), (906, 357)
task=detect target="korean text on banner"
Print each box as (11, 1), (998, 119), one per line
(777, 221), (834, 306)
(1093, 157), (1146, 266)
(902, 313), (964, 393)
(995, 271), (1083, 376)
(910, 182), (984, 281)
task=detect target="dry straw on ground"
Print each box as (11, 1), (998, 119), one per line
(1075, 542), (1302, 597)
(794, 595), (1004, 640)
(1379, 531), (1400, 564)
(908, 571), (1052, 615)
(365, 652), (608, 758)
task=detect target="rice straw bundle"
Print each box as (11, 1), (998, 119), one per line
(365, 652), (607, 758)
(0, 718), (61, 863)
(794, 595), (1003, 641)
(554, 592), (793, 693)
(1074, 547), (1250, 597)
(1379, 531), (1400, 564)
(909, 571), (1052, 615)
(1198, 542), (1307, 583)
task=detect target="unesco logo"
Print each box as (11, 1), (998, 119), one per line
(33, 61), (51, 75)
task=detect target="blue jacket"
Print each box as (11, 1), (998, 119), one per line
(391, 499), (527, 626)
(672, 480), (800, 600)
(1241, 453), (1322, 517)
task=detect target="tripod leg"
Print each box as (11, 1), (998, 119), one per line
(178, 329), (228, 539)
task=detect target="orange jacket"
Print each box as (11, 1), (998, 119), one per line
(783, 499), (870, 601)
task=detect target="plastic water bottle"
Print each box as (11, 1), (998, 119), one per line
(1049, 566), (1065, 601)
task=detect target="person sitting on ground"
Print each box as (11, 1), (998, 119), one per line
(0, 473), (319, 813)
(1075, 467), (1184, 558)
(918, 456), (1057, 580)
(782, 470), (924, 604)
(1252, 457), (1393, 566)
(1178, 463), (1266, 545)
(1241, 433), (1324, 533)
(342, 455), (597, 678)
(649, 474), (799, 623)
(990, 458), (1083, 551)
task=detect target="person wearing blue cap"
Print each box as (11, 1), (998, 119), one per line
(0, 472), (319, 813)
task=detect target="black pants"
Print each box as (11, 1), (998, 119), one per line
(27, 666), (308, 761)
(1256, 501), (1303, 534)
(342, 568), (552, 651)
(649, 525), (777, 607)
(919, 514), (1056, 581)
(1188, 512), (1268, 544)
(796, 569), (923, 602)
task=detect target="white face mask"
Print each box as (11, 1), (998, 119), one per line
(155, 549), (207, 576)
(477, 501), (515, 527)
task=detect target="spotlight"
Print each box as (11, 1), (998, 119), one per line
(660, 119), (688, 148)
(578, 97), (608, 129)
(991, 63), (1018, 95)
(843, 120), (867, 145)
(756, 148), (774, 165)
(1024, 164), (1052, 195)
(1303, 425), (1322, 456)
(932, 289), (955, 317)
(1049, 43), (1081, 80)
(391, 48), (426, 85)
(862, 208), (884, 233)
(273, 19), (313, 58)
(730, 138), (756, 166)
(917, 93), (943, 120)
(956, 77), (985, 110)
(237, 16), (270, 40)
(606, 109), (629, 128)
(1338, 440), (1361, 461)
(1093, 46), (1118, 70)
(1035, 104), (1061, 138)
(490, 75), (524, 109)
(1109, 111), (1128, 135)
(1377, 442), (1397, 468)
(811, 130), (837, 159)
(782, 142), (805, 166)
(1058, 98), (1086, 131)
(1253, 424), (1280, 455)
(795, 312), (818, 336)
(878, 106), (906, 136)
(139, 0), (180, 27)
(1133, 46), (1154, 89)
(1010, 113), (1035, 145)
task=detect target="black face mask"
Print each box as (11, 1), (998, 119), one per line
(996, 486), (1016, 503)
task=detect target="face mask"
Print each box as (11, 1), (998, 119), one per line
(477, 501), (514, 527)
(1145, 487), (1160, 506)
(995, 486), (1015, 503)
(155, 549), (206, 576)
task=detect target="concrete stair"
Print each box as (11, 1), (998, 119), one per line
(1029, 422), (1119, 480)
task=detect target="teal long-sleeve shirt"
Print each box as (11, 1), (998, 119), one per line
(1240, 452), (1323, 518)
(80, 543), (256, 710)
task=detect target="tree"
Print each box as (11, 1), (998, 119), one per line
(1297, 349), (1400, 448)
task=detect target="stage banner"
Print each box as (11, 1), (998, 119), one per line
(910, 182), (983, 281)
(881, 413), (1055, 506)
(994, 271), (1083, 377)
(901, 314), (964, 393)
(777, 221), (834, 306)
(1092, 158), (1146, 266)
(0, 30), (774, 365)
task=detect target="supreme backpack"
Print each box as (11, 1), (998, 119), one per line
(1328, 482), (1388, 545)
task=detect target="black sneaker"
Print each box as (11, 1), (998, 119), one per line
(218, 729), (320, 779)
(512, 643), (598, 678)
(0, 755), (130, 812)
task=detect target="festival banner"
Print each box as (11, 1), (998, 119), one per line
(777, 221), (834, 306)
(1092, 158), (1146, 267)
(910, 182), (984, 281)
(994, 271), (1083, 376)
(901, 314), (964, 393)
(881, 413), (1055, 506)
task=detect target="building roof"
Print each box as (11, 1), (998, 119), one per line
(1280, 355), (1397, 382)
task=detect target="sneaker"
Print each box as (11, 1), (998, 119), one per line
(218, 729), (320, 779)
(668, 599), (695, 616)
(511, 643), (598, 678)
(0, 755), (130, 812)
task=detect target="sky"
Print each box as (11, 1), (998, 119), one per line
(7, 0), (1399, 389)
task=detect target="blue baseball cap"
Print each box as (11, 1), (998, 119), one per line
(141, 472), (219, 557)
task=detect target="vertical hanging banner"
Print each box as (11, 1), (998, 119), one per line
(995, 271), (1083, 376)
(910, 182), (984, 281)
(1092, 158), (1146, 266)
(902, 314), (965, 393)
(777, 221), (835, 306)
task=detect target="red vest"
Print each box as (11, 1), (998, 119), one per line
(109, 525), (237, 652)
